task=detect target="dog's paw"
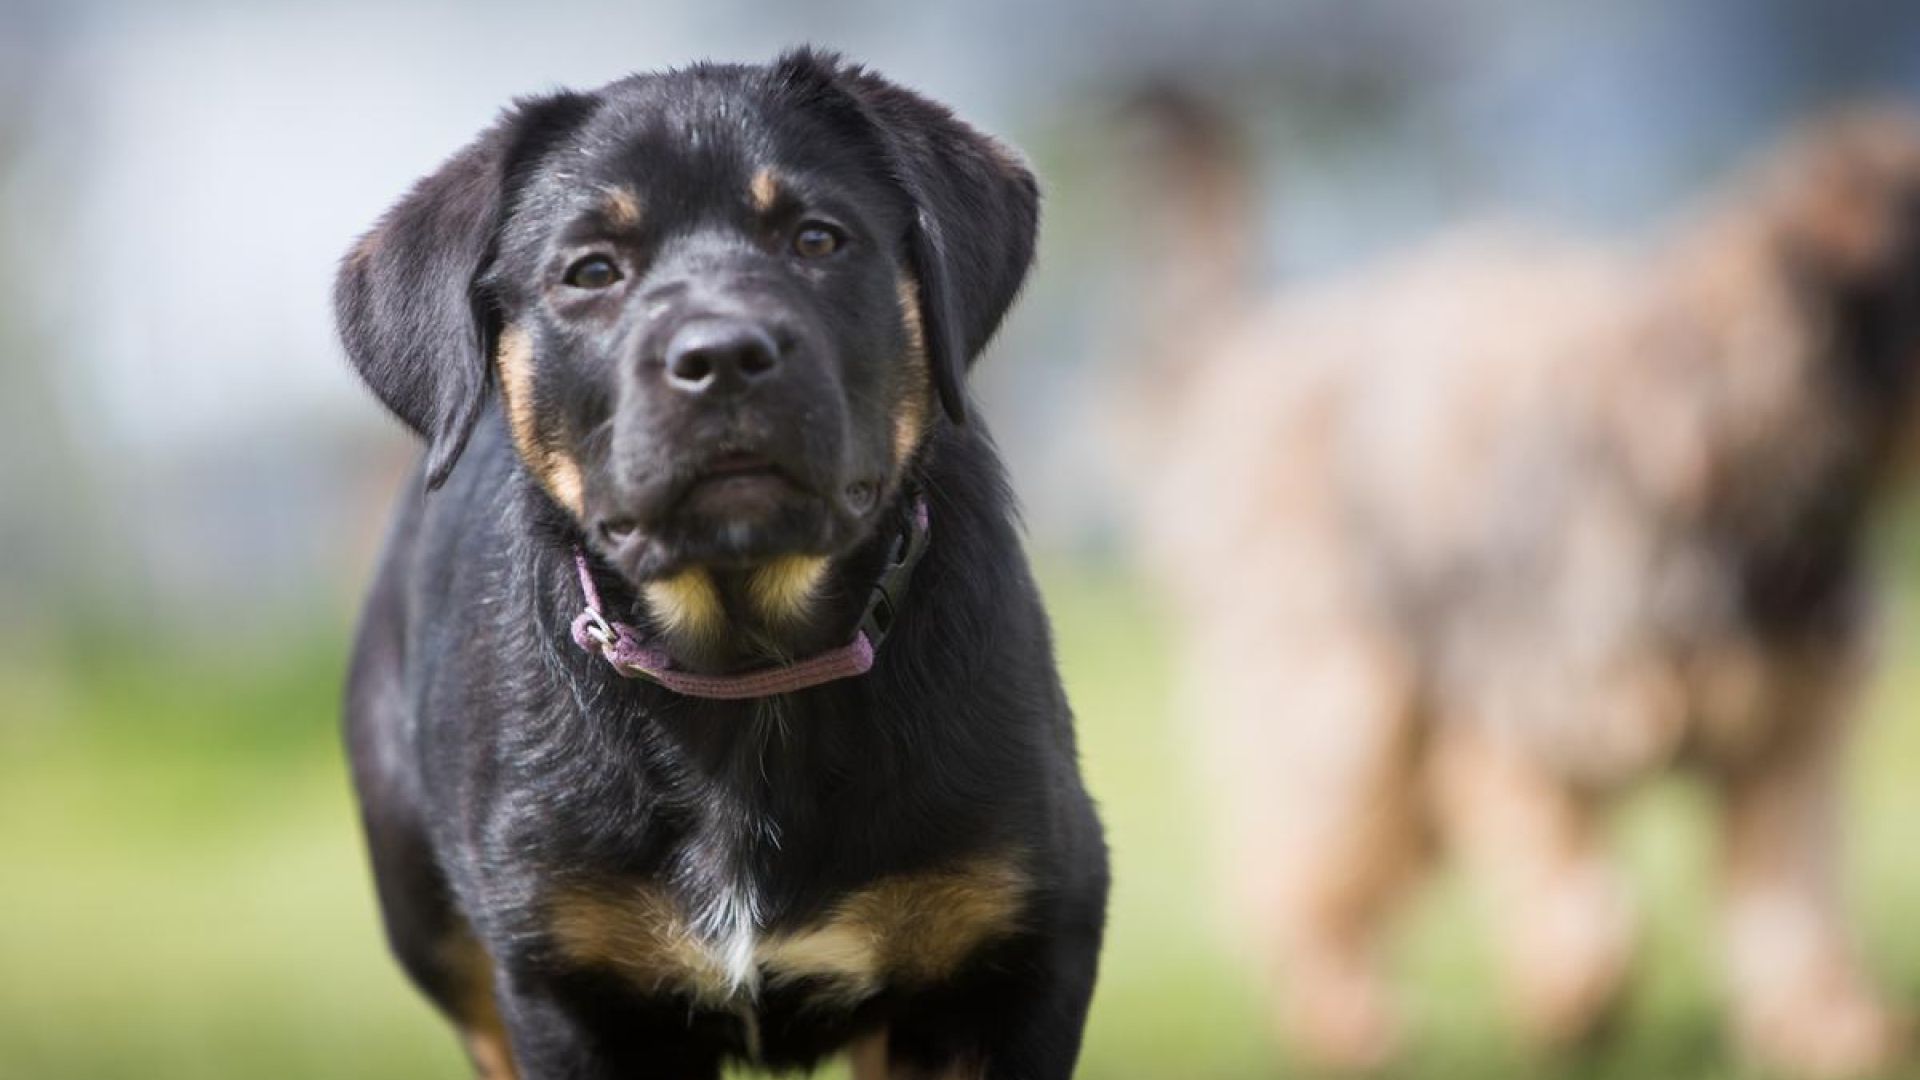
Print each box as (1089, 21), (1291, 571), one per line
(1506, 864), (1636, 1049)
(1281, 957), (1402, 1073)
(1736, 974), (1910, 1079)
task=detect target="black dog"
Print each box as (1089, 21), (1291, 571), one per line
(334, 49), (1107, 1080)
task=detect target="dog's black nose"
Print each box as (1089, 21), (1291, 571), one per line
(663, 318), (780, 396)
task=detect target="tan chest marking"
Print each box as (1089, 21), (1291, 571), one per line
(547, 855), (1028, 1006)
(747, 555), (830, 625)
(642, 569), (725, 640)
(547, 886), (729, 1000)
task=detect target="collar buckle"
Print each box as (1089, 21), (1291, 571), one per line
(581, 608), (616, 650)
(855, 494), (931, 651)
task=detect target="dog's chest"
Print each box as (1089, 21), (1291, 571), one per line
(544, 853), (1028, 1009)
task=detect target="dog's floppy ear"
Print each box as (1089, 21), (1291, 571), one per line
(783, 49), (1040, 425)
(335, 92), (597, 489)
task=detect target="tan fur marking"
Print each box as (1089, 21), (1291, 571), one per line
(548, 886), (735, 1003)
(847, 1030), (890, 1080)
(439, 934), (519, 1080)
(495, 325), (585, 516)
(849, 1028), (985, 1080)
(547, 855), (1028, 1008)
(750, 167), (782, 214)
(464, 1031), (517, 1080)
(748, 555), (830, 624)
(600, 186), (642, 229)
(758, 921), (882, 1002)
(814, 854), (1028, 985)
(643, 569), (725, 640)
(893, 274), (933, 464)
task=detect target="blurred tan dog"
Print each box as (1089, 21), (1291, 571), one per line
(1128, 100), (1920, 1076)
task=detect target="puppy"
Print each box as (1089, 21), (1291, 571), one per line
(335, 50), (1107, 1080)
(1131, 104), (1920, 1076)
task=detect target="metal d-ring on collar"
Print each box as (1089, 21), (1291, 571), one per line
(568, 492), (932, 700)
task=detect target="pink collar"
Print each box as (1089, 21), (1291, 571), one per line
(568, 497), (931, 700)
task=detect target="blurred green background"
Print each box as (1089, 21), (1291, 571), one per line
(5, 538), (1920, 1079)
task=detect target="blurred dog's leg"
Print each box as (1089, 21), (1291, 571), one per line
(1716, 672), (1907, 1079)
(1191, 620), (1423, 1071)
(848, 1030), (889, 1080)
(848, 1030), (984, 1080)
(1430, 721), (1635, 1050)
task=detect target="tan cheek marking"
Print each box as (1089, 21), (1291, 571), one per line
(600, 186), (642, 229)
(541, 451), (585, 520)
(495, 325), (585, 517)
(546, 887), (735, 1004)
(747, 555), (831, 625)
(643, 569), (725, 640)
(893, 274), (933, 465)
(750, 167), (782, 214)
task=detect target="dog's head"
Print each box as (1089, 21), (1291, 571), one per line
(1764, 106), (1920, 415)
(336, 50), (1036, 584)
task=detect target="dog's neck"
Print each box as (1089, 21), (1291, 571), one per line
(619, 497), (918, 676)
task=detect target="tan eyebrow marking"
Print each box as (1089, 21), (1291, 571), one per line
(600, 186), (642, 229)
(749, 168), (782, 214)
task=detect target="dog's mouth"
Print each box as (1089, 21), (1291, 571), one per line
(594, 442), (846, 577)
(680, 450), (798, 511)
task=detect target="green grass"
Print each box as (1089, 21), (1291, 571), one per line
(4, 557), (1920, 1079)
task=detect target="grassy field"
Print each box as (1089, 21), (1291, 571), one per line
(3, 555), (1920, 1080)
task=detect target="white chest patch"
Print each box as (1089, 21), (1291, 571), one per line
(689, 879), (763, 995)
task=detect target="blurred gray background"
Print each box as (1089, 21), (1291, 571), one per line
(6, 0), (1917, 638)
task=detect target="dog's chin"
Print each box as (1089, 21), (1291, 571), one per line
(607, 479), (850, 583)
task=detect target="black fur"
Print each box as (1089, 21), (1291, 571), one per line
(336, 51), (1106, 1079)
(337, 91), (600, 488)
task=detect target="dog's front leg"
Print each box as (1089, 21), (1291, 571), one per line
(880, 917), (1105, 1080)
(492, 969), (723, 1080)
(1429, 720), (1636, 1050)
(1715, 670), (1908, 1079)
(491, 974), (625, 1080)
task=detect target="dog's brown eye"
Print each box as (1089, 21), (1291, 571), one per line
(792, 223), (843, 259)
(563, 255), (622, 289)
